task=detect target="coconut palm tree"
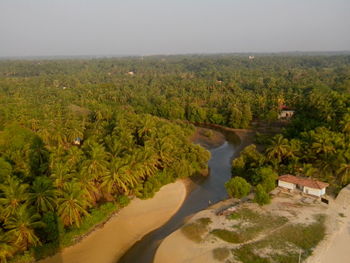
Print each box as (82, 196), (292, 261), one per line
(0, 178), (29, 220)
(76, 171), (100, 205)
(50, 162), (73, 190)
(0, 230), (17, 263)
(101, 158), (135, 195)
(4, 205), (44, 251)
(340, 114), (350, 134)
(57, 182), (89, 227)
(28, 177), (57, 213)
(65, 146), (84, 169)
(82, 141), (110, 180)
(266, 134), (292, 163)
(337, 163), (350, 185)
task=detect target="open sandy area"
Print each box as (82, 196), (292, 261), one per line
(39, 180), (186, 263)
(155, 186), (350, 263)
(307, 184), (350, 263)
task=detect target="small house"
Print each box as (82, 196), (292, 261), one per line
(278, 174), (329, 197)
(73, 137), (82, 145)
(278, 105), (294, 119)
(279, 110), (294, 119)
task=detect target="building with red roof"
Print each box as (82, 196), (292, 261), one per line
(278, 174), (329, 197)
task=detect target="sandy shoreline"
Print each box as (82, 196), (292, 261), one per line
(39, 180), (187, 263)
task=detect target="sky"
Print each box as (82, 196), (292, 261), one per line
(0, 0), (349, 57)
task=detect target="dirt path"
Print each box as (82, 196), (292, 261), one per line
(39, 181), (187, 263)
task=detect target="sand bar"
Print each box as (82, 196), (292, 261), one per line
(39, 180), (186, 263)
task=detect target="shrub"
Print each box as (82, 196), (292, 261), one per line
(225, 177), (251, 199)
(116, 195), (130, 208)
(254, 184), (270, 205)
(212, 247), (230, 261)
(181, 218), (212, 243)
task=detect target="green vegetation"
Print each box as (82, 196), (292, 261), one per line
(181, 218), (212, 243)
(213, 208), (287, 243)
(255, 184), (271, 205)
(212, 247), (230, 261)
(224, 176), (251, 199)
(233, 214), (326, 263)
(0, 113), (209, 261)
(0, 54), (348, 261)
(211, 229), (243, 243)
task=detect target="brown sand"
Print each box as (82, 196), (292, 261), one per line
(39, 181), (186, 263)
(190, 127), (226, 149)
(307, 184), (350, 263)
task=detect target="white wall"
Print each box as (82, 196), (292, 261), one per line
(304, 186), (324, 197)
(279, 110), (294, 119)
(278, 180), (295, 190)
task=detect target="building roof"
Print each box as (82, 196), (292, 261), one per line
(279, 174), (329, 190)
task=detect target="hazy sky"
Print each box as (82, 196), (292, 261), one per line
(0, 0), (349, 57)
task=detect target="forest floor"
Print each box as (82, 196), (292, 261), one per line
(38, 180), (187, 263)
(154, 188), (341, 263)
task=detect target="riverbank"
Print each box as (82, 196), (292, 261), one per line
(154, 189), (330, 263)
(39, 180), (187, 263)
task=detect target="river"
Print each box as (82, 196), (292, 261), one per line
(118, 128), (243, 263)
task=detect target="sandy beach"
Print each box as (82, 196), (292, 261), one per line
(39, 180), (186, 263)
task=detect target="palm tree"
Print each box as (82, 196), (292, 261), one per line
(102, 158), (136, 195)
(57, 182), (89, 227)
(28, 177), (57, 213)
(340, 114), (350, 134)
(0, 230), (16, 263)
(76, 171), (100, 205)
(0, 178), (29, 220)
(82, 142), (110, 180)
(65, 146), (84, 169)
(50, 162), (72, 190)
(266, 135), (292, 163)
(337, 163), (350, 185)
(4, 205), (44, 251)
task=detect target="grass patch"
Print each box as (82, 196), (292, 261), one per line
(233, 214), (326, 263)
(221, 208), (288, 242)
(339, 212), (346, 217)
(181, 217), (212, 243)
(211, 229), (243, 243)
(212, 247), (230, 261)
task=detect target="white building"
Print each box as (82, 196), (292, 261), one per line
(278, 110), (294, 119)
(278, 174), (328, 197)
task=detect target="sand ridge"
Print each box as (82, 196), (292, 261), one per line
(39, 180), (187, 263)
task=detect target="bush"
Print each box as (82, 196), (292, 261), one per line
(181, 218), (212, 243)
(252, 166), (277, 191)
(212, 247), (230, 261)
(211, 229), (242, 243)
(225, 177), (251, 199)
(254, 184), (270, 205)
(116, 195), (130, 208)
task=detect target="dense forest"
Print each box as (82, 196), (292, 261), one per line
(0, 54), (349, 262)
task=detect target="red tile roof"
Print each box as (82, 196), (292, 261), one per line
(279, 174), (329, 190)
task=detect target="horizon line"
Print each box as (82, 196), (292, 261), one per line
(1, 50), (350, 61)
